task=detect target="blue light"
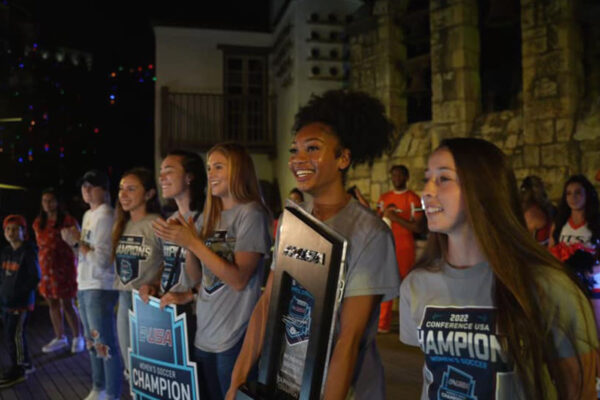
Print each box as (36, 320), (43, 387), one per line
(59, 153), (64, 158)
(109, 94), (115, 100)
(18, 63), (24, 69)
(18, 157), (23, 163)
(33, 43), (38, 48)
(138, 78), (144, 83)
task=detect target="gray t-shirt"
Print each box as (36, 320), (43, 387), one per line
(194, 201), (271, 352)
(400, 261), (598, 400)
(159, 211), (201, 294)
(275, 198), (400, 399)
(113, 214), (163, 291)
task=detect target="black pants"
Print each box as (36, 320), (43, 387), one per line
(2, 309), (31, 367)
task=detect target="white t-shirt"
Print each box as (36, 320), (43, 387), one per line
(78, 204), (116, 291)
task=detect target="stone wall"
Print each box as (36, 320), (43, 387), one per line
(347, 0), (600, 206)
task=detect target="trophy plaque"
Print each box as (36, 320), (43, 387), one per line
(236, 202), (347, 400)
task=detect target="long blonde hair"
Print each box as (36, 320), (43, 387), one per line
(201, 142), (266, 238)
(415, 138), (596, 399)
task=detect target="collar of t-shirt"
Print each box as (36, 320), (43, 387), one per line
(441, 260), (489, 279)
(393, 189), (408, 195)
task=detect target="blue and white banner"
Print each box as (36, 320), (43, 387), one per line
(129, 290), (199, 400)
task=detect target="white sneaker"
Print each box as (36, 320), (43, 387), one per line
(42, 336), (68, 353)
(71, 336), (85, 353)
(83, 389), (106, 400)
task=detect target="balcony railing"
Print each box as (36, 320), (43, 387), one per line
(160, 87), (276, 154)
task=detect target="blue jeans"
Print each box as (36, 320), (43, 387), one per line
(117, 290), (132, 372)
(78, 290), (122, 398)
(193, 336), (255, 400)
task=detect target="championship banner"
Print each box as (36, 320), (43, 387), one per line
(129, 290), (200, 400)
(237, 201), (347, 400)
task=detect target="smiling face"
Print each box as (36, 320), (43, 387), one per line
(159, 155), (188, 200)
(207, 151), (230, 199)
(288, 123), (349, 198)
(118, 174), (148, 214)
(422, 148), (469, 237)
(565, 182), (586, 212)
(41, 193), (58, 214)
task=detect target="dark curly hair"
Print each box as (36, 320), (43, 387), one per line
(292, 90), (395, 169)
(553, 174), (600, 245)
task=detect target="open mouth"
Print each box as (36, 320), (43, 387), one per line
(294, 169), (314, 180)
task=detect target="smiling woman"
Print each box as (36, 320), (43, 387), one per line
(227, 90), (399, 400)
(401, 138), (598, 400)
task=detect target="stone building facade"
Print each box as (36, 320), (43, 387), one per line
(346, 0), (600, 204)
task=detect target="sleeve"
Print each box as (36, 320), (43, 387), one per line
(399, 278), (420, 346)
(234, 204), (271, 255)
(343, 226), (400, 301)
(24, 246), (41, 291)
(409, 192), (423, 216)
(84, 212), (114, 271)
(546, 274), (599, 358)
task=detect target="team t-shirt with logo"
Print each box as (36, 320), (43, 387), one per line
(194, 201), (271, 353)
(274, 198), (400, 399)
(159, 211), (201, 294)
(558, 218), (594, 247)
(400, 261), (598, 400)
(113, 214), (163, 291)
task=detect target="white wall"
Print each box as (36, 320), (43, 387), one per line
(153, 26), (272, 177)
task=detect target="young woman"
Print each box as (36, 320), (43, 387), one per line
(152, 143), (271, 400)
(550, 174), (600, 250)
(112, 167), (163, 374)
(520, 175), (555, 246)
(225, 90), (400, 400)
(32, 187), (83, 354)
(400, 138), (598, 399)
(139, 150), (207, 346)
(63, 170), (122, 400)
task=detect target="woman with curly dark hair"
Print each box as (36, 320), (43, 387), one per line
(401, 139), (597, 399)
(225, 90), (400, 400)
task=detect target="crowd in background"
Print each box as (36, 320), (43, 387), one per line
(0, 89), (599, 400)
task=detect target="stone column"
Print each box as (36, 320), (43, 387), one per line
(521, 0), (584, 197)
(429, 0), (480, 145)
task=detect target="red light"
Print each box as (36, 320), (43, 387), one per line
(137, 66), (142, 72)
(93, 128), (100, 134)
(148, 64), (154, 70)
(110, 72), (116, 78)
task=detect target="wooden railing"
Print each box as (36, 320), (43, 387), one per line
(160, 87), (276, 154)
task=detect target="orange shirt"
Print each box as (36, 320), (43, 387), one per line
(377, 190), (422, 277)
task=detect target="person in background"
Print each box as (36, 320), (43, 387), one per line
(62, 169), (122, 400)
(376, 165), (423, 333)
(32, 187), (83, 354)
(139, 150), (207, 350)
(112, 167), (163, 376)
(347, 185), (370, 208)
(153, 142), (271, 400)
(401, 138), (598, 399)
(549, 174), (600, 340)
(0, 215), (40, 388)
(520, 175), (555, 246)
(226, 90), (399, 400)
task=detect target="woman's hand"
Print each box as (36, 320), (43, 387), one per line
(159, 291), (194, 309)
(139, 284), (158, 304)
(152, 214), (198, 248)
(79, 243), (91, 255)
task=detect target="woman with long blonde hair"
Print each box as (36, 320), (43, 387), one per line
(400, 138), (598, 399)
(153, 142), (271, 400)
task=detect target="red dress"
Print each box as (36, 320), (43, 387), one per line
(33, 215), (78, 299)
